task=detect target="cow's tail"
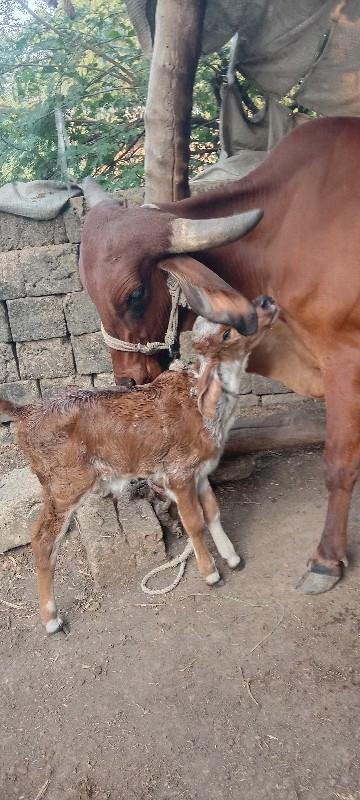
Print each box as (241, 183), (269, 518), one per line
(0, 398), (23, 420)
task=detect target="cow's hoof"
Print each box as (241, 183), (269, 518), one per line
(295, 560), (343, 594)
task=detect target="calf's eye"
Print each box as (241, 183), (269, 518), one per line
(223, 329), (231, 341)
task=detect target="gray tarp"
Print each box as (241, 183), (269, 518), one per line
(126, 0), (360, 181)
(297, 0), (360, 115)
(191, 96), (307, 184)
(0, 180), (82, 220)
(126, 0), (360, 116)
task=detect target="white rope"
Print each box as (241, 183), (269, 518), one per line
(100, 274), (189, 355)
(101, 323), (170, 353)
(140, 540), (194, 595)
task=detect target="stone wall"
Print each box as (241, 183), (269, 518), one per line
(0, 186), (300, 434)
(0, 196), (111, 427)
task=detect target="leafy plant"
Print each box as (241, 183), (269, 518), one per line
(0, 0), (228, 189)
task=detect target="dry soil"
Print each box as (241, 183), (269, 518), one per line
(1, 441), (360, 800)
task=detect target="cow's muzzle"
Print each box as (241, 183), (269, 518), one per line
(235, 308), (259, 336)
(115, 377), (136, 389)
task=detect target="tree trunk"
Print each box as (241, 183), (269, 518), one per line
(144, 0), (206, 204)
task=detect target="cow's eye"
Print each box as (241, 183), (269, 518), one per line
(223, 329), (231, 341)
(127, 287), (144, 307)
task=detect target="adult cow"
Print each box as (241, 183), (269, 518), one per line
(80, 116), (360, 595)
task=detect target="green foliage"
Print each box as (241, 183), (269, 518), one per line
(0, 0), (150, 188)
(0, 0), (228, 189)
(191, 51), (227, 173)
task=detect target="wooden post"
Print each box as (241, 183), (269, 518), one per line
(144, 0), (206, 204)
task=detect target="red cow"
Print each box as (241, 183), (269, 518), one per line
(80, 116), (360, 594)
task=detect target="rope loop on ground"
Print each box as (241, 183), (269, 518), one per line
(140, 541), (194, 595)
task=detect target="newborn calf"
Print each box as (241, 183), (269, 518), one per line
(0, 296), (277, 633)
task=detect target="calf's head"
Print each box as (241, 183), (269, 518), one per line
(80, 180), (263, 385)
(192, 295), (278, 419)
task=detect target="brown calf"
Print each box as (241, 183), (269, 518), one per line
(0, 296), (276, 634)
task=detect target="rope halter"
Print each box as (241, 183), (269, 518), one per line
(100, 274), (190, 356)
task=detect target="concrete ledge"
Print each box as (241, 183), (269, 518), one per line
(211, 455), (254, 484)
(0, 464), (167, 588)
(76, 491), (165, 588)
(0, 467), (41, 553)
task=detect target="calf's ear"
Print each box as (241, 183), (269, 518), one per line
(197, 363), (222, 419)
(158, 256), (258, 336)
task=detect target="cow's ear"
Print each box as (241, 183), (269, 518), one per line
(158, 256), (258, 336)
(197, 363), (222, 419)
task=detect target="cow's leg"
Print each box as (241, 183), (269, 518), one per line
(31, 497), (75, 633)
(297, 360), (360, 593)
(170, 477), (221, 584)
(198, 476), (241, 568)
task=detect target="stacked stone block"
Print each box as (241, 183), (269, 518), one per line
(0, 189), (304, 431)
(0, 199), (113, 424)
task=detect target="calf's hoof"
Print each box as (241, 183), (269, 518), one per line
(46, 616), (64, 635)
(205, 569), (221, 586)
(227, 553), (242, 569)
(295, 560), (343, 594)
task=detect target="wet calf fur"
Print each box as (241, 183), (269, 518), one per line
(0, 299), (276, 633)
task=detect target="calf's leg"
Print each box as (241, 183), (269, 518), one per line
(198, 477), (241, 567)
(169, 477), (220, 584)
(297, 358), (360, 593)
(31, 497), (77, 633)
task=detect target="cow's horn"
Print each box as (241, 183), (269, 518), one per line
(81, 176), (109, 208)
(169, 208), (263, 253)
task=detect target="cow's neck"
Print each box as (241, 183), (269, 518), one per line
(201, 245), (271, 302)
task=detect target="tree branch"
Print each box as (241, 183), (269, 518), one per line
(191, 114), (218, 130)
(12, 0), (138, 86)
(82, 86), (141, 98)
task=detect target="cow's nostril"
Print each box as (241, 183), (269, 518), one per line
(115, 377), (136, 388)
(257, 294), (275, 310)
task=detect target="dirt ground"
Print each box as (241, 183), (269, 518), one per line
(1, 438), (360, 800)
